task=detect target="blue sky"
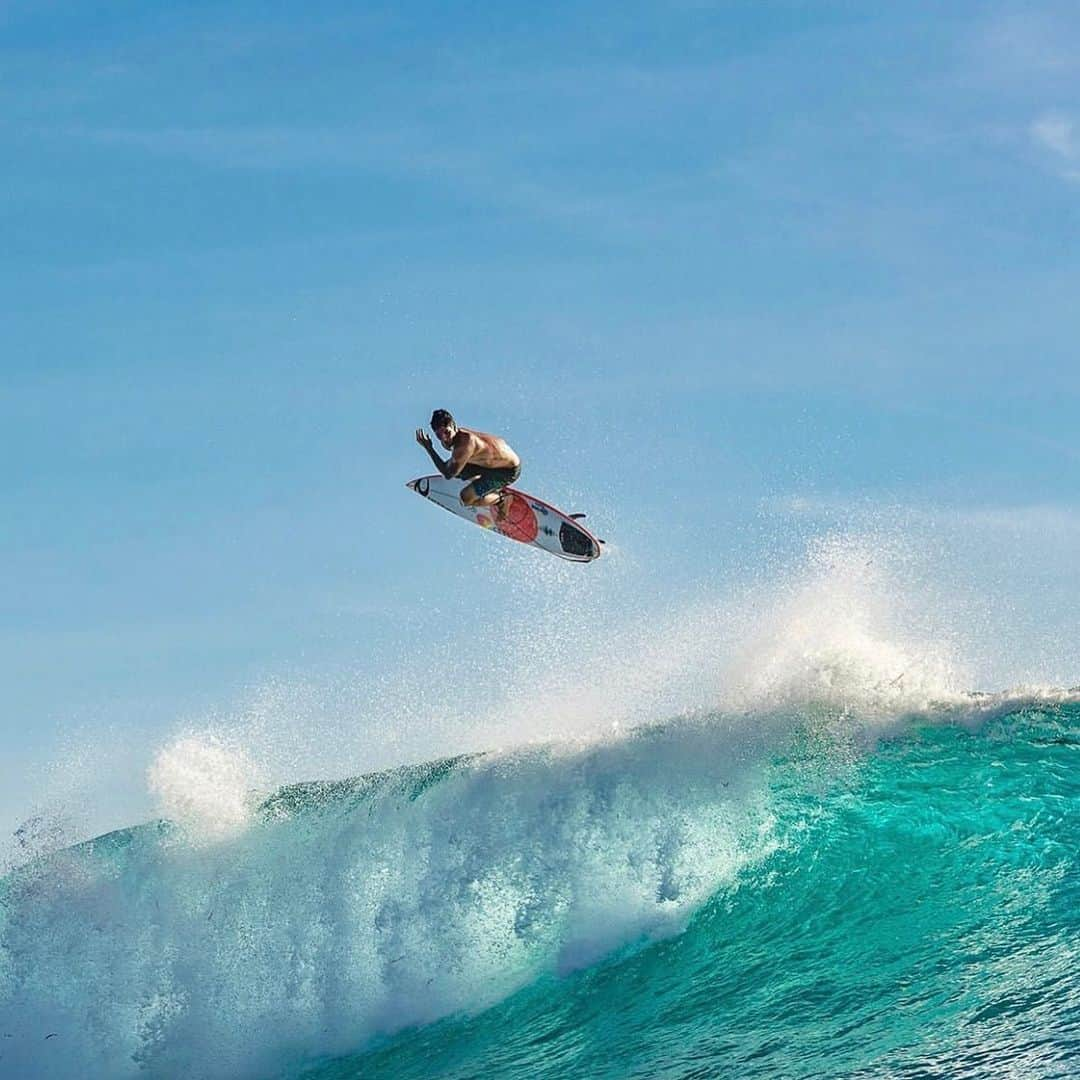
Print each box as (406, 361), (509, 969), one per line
(3, 0), (1079, 841)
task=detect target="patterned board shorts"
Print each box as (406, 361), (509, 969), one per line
(462, 463), (521, 498)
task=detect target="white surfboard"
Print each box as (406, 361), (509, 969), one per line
(406, 475), (603, 562)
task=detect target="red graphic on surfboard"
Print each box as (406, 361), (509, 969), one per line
(491, 493), (539, 543)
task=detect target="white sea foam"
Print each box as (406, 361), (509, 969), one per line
(718, 533), (968, 716)
(146, 734), (258, 841)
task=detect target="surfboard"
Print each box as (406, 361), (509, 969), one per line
(406, 475), (603, 562)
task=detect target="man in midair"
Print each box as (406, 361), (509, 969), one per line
(415, 409), (521, 520)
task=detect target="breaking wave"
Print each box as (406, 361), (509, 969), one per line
(3, 533), (1078, 1078)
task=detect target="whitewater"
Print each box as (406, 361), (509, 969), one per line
(2, 535), (1078, 1078)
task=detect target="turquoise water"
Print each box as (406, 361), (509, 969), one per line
(334, 705), (1079, 1079)
(2, 699), (1078, 1078)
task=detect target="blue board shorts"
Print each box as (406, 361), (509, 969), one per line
(461, 463), (521, 498)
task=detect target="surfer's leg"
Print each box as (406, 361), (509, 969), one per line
(465, 485), (506, 515)
(462, 471), (497, 507)
(460, 480), (504, 513)
(490, 465), (521, 520)
(491, 489), (512, 521)
(461, 466), (519, 518)
(463, 484), (509, 521)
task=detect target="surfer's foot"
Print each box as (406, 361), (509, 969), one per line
(494, 493), (512, 522)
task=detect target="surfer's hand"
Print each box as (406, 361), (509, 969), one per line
(415, 428), (433, 450)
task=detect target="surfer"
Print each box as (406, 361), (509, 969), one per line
(414, 409), (521, 520)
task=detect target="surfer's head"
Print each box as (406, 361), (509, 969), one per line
(431, 409), (456, 447)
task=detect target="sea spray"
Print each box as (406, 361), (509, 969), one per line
(146, 735), (259, 843)
(4, 530), (1076, 1077)
(6, 527), (971, 858)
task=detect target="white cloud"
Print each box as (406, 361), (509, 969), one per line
(1031, 111), (1080, 181)
(1032, 111), (1076, 158)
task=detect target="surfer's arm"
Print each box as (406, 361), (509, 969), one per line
(415, 429), (465, 478)
(423, 443), (452, 477)
(444, 437), (473, 478)
(415, 429), (474, 477)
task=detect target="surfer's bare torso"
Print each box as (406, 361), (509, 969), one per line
(444, 428), (520, 473)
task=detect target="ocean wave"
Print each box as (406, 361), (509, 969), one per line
(4, 527), (1077, 1078)
(3, 694), (1077, 1078)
